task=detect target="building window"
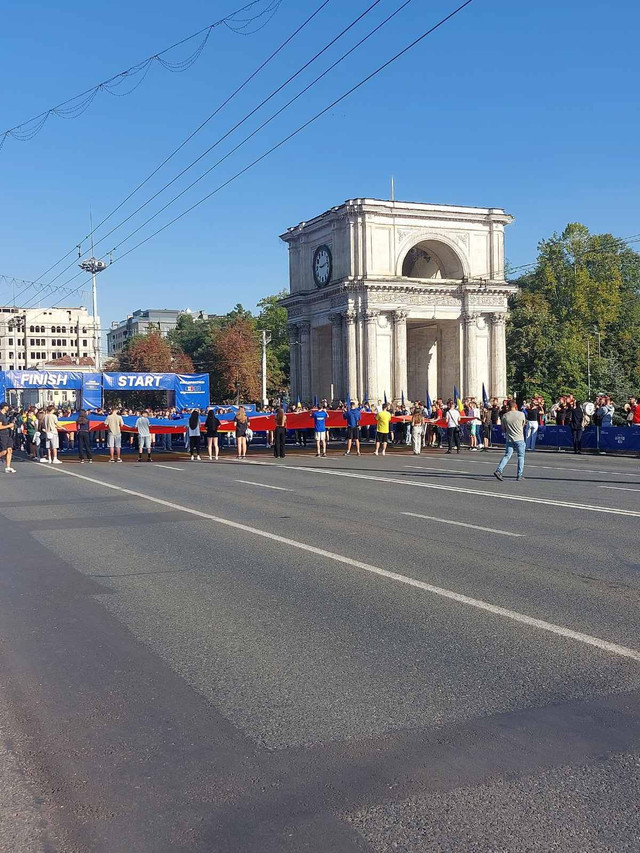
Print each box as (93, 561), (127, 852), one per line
(8, 338), (13, 345)
(9, 352), (13, 358)
(30, 326), (34, 332)
(31, 353), (35, 360)
(83, 339), (87, 347)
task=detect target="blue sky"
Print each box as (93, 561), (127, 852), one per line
(1, 0), (638, 331)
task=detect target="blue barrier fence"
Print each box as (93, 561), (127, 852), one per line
(482, 424), (640, 453)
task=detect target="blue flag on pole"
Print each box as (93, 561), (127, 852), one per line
(482, 382), (489, 409)
(384, 390), (388, 405)
(401, 390), (405, 407)
(346, 392), (351, 410)
(426, 391), (433, 417)
(314, 394), (319, 409)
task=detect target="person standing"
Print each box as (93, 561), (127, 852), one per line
(187, 410), (202, 461)
(493, 400), (526, 481)
(313, 405), (328, 458)
(273, 407), (287, 458)
(411, 407), (425, 455)
(136, 409), (153, 462)
(343, 400), (362, 456)
(205, 408), (221, 460)
(106, 408), (124, 462)
(76, 409), (93, 463)
(374, 404), (392, 456)
(0, 402), (16, 473)
(480, 405), (492, 451)
(525, 398), (541, 451)
(444, 400), (461, 454)
(469, 399), (481, 451)
(25, 407), (39, 459)
(43, 406), (62, 465)
(234, 407), (249, 460)
(567, 399), (585, 454)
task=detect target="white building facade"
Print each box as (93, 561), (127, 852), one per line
(0, 306), (100, 372)
(280, 199), (515, 404)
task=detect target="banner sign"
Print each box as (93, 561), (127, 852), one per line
(81, 373), (102, 410)
(174, 374), (210, 411)
(102, 373), (176, 390)
(1, 370), (87, 389)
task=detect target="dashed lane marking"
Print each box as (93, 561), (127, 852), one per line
(402, 512), (523, 537)
(38, 466), (640, 663)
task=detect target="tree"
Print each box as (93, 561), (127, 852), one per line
(256, 290), (289, 395)
(213, 315), (261, 402)
(110, 329), (194, 373)
(507, 223), (640, 403)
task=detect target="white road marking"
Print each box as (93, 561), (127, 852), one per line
(403, 512), (523, 537)
(235, 480), (292, 492)
(38, 466), (640, 663)
(438, 457), (640, 477)
(155, 464), (185, 471)
(598, 485), (640, 493)
(245, 461), (640, 518)
(406, 465), (472, 475)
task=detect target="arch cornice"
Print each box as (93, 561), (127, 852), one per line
(395, 229), (470, 279)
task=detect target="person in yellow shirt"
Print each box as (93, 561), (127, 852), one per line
(374, 404), (392, 456)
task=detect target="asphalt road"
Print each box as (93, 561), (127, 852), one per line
(1, 440), (639, 852)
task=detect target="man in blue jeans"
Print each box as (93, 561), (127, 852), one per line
(494, 400), (526, 481)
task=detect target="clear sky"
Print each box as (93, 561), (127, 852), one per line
(1, 0), (638, 333)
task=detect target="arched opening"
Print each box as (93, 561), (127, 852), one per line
(401, 239), (464, 280)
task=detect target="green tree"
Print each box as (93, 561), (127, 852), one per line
(507, 223), (640, 403)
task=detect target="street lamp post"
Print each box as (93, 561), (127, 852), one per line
(78, 256), (108, 370)
(261, 329), (272, 409)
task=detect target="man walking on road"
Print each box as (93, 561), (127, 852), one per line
(494, 400), (526, 481)
(0, 402), (16, 473)
(106, 409), (124, 462)
(43, 406), (62, 465)
(374, 404), (392, 456)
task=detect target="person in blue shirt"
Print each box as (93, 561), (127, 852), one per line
(343, 400), (361, 456)
(312, 406), (328, 457)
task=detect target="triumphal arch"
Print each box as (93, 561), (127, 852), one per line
(280, 198), (515, 404)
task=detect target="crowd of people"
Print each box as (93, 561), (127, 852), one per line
(1, 393), (638, 476)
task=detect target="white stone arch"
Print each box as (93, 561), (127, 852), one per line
(395, 230), (470, 280)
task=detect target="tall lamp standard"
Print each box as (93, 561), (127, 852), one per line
(78, 256), (108, 370)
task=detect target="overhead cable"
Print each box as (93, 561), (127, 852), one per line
(0, 0), (282, 152)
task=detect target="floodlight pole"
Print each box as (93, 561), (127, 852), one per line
(78, 256), (108, 370)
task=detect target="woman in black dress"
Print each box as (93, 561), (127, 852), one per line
(205, 408), (221, 460)
(273, 407), (287, 458)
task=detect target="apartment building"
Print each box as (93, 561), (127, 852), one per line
(0, 306), (101, 371)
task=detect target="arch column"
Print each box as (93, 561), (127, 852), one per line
(392, 309), (408, 402)
(298, 321), (311, 402)
(287, 324), (299, 400)
(364, 310), (379, 403)
(490, 312), (507, 397)
(463, 313), (479, 399)
(344, 311), (358, 400)
(329, 312), (343, 402)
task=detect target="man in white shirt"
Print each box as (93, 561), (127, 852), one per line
(444, 401), (461, 454)
(135, 410), (152, 462)
(105, 409), (124, 463)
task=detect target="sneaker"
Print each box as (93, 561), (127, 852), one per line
(80, 460), (85, 464)
(109, 459), (115, 463)
(196, 455), (201, 461)
(39, 457), (48, 463)
(322, 452), (327, 458)
(445, 450), (452, 454)
(52, 458), (62, 465)
(316, 453), (321, 457)
(493, 470), (503, 481)
(356, 451), (361, 456)
(516, 476), (525, 481)
(117, 459), (123, 463)
(374, 450), (378, 456)
(345, 451), (350, 456)
(88, 460), (93, 464)
(470, 447), (477, 452)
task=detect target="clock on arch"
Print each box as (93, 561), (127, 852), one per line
(312, 244), (332, 288)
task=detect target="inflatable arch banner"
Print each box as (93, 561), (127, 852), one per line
(0, 370), (209, 411)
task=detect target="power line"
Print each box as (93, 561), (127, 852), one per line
(25, 0), (481, 314)
(0, 0), (281, 152)
(35, 0), (412, 302)
(30, 0), (334, 290)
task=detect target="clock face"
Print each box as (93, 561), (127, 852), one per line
(312, 245), (332, 288)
